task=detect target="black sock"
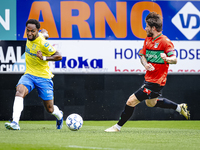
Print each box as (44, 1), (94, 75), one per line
(117, 105), (135, 126)
(154, 98), (177, 110)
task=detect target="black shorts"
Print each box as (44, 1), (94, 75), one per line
(134, 81), (164, 101)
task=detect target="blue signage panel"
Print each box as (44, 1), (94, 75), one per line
(16, 0), (200, 40)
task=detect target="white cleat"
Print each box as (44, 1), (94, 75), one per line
(5, 121), (20, 130)
(179, 103), (190, 120)
(104, 125), (120, 132)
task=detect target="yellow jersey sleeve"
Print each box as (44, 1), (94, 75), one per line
(24, 33), (56, 79)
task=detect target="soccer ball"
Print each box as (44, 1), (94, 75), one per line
(66, 113), (83, 131)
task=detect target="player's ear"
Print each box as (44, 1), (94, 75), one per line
(152, 26), (156, 31)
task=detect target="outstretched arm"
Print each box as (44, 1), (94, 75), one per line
(37, 50), (62, 61)
(140, 55), (155, 71)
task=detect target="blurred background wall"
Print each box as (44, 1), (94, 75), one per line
(1, 74), (199, 120)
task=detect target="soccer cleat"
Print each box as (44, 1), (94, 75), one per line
(104, 125), (120, 132)
(56, 111), (63, 129)
(179, 103), (190, 120)
(5, 121), (20, 130)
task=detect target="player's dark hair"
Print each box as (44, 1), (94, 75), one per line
(145, 12), (162, 32)
(26, 19), (40, 29)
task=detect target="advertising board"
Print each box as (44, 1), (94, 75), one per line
(0, 40), (199, 74)
(0, 1), (199, 74)
(16, 1), (200, 40)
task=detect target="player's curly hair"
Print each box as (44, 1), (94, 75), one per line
(26, 19), (40, 29)
(145, 12), (162, 32)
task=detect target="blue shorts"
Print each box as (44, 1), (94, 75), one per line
(17, 74), (54, 100)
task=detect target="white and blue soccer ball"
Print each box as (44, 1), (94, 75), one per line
(66, 113), (83, 131)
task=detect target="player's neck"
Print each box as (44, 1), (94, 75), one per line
(36, 33), (39, 39)
(152, 32), (162, 39)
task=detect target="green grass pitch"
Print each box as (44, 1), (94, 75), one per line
(0, 121), (200, 150)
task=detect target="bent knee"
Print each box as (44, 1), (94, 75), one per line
(46, 107), (54, 113)
(145, 103), (155, 107)
(145, 100), (157, 107)
(16, 84), (28, 98)
(126, 94), (140, 107)
(126, 98), (134, 106)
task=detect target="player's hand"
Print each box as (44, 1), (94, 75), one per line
(37, 50), (43, 60)
(160, 53), (167, 61)
(40, 29), (49, 39)
(145, 63), (155, 71)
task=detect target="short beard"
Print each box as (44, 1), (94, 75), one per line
(28, 38), (34, 41)
(147, 32), (153, 37)
(27, 35), (36, 41)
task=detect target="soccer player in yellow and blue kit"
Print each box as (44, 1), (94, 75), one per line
(5, 19), (63, 130)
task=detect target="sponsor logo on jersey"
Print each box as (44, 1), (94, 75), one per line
(154, 43), (159, 48)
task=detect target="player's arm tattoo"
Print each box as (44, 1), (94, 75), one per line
(140, 55), (155, 71)
(140, 55), (148, 67)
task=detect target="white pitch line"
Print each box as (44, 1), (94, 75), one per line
(67, 145), (132, 150)
(68, 145), (114, 149)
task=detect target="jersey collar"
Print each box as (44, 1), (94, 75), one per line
(152, 33), (162, 42)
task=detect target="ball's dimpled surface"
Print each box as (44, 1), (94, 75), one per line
(66, 113), (83, 131)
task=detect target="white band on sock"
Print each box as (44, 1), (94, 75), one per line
(176, 105), (181, 113)
(52, 105), (63, 120)
(12, 96), (24, 124)
(115, 124), (122, 131)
